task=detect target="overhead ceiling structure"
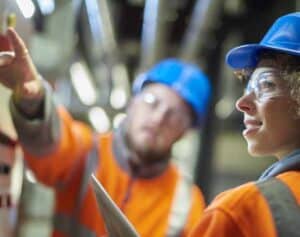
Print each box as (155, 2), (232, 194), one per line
(3, 0), (299, 198)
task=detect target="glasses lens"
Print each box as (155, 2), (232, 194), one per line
(245, 70), (286, 100)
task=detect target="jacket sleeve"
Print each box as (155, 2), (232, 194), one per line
(189, 208), (245, 237)
(10, 81), (93, 187)
(188, 184), (260, 237)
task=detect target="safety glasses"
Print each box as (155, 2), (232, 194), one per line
(244, 68), (289, 101)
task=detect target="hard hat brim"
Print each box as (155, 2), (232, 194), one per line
(226, 43), (300, 70)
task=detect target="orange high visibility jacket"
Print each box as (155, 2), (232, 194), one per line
(11, 88), (205, 237)
(189, 170), (300, 237)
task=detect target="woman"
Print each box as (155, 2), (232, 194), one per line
(190, 12), (300, 237)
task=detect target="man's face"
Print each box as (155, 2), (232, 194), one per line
(236, 59), (300, 159)
(126, 84), (192, 162)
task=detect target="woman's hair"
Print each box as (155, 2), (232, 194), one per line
(260, 50), (300, 115)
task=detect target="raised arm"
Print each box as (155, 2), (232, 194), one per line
(0, 28), (93, 186)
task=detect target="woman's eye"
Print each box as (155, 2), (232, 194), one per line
(258, 78), (276, 91)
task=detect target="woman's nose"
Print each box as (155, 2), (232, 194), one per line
(235, 92), (256, 114)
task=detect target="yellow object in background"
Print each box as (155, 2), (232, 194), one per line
(7, 13), (16, 28)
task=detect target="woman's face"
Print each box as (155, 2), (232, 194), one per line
(236, 60), (300, 159)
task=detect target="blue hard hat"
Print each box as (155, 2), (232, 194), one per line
(226, 12), (300, 69)
(133, 58), (211, 127)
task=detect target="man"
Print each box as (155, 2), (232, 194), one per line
(190, 12), (300, 237)
(0, 28), (211, 236)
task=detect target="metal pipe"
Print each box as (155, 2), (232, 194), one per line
(80, 0), (130, 107)
(179, 0), (213, 61)
(139, 0), (169, 71)
(87, 0), (116, 54)
(82, 0), (117, 62)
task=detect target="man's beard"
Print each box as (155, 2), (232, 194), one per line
(125, 131), (171, 165)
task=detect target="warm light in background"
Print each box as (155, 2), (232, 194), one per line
(16, 0), (36, 18)
(88, 107), (111, 132)
(70, 62), (97, 106)
(111, 63), (130, 109)
(113, 113), (126, 129)
(215, 98), (235, 120)
(110, 88), (127, 109)
(36, 0), (55, 15)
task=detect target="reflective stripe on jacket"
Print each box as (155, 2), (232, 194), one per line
(256, 177), (300, 237)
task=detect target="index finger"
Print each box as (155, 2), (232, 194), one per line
(6, 27), (29, 58)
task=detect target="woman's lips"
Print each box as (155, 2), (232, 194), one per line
(243, 119), (262, 136)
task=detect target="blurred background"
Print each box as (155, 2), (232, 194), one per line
(0, 0), (298, 236)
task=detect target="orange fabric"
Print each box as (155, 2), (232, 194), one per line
(24, 107), (205, 237)
(24, 107), (106, 237)
(95, 133), (205, 237)
(189, 171), (300, 237)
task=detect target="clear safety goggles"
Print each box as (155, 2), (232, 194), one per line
(244, 68), (289, 101)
